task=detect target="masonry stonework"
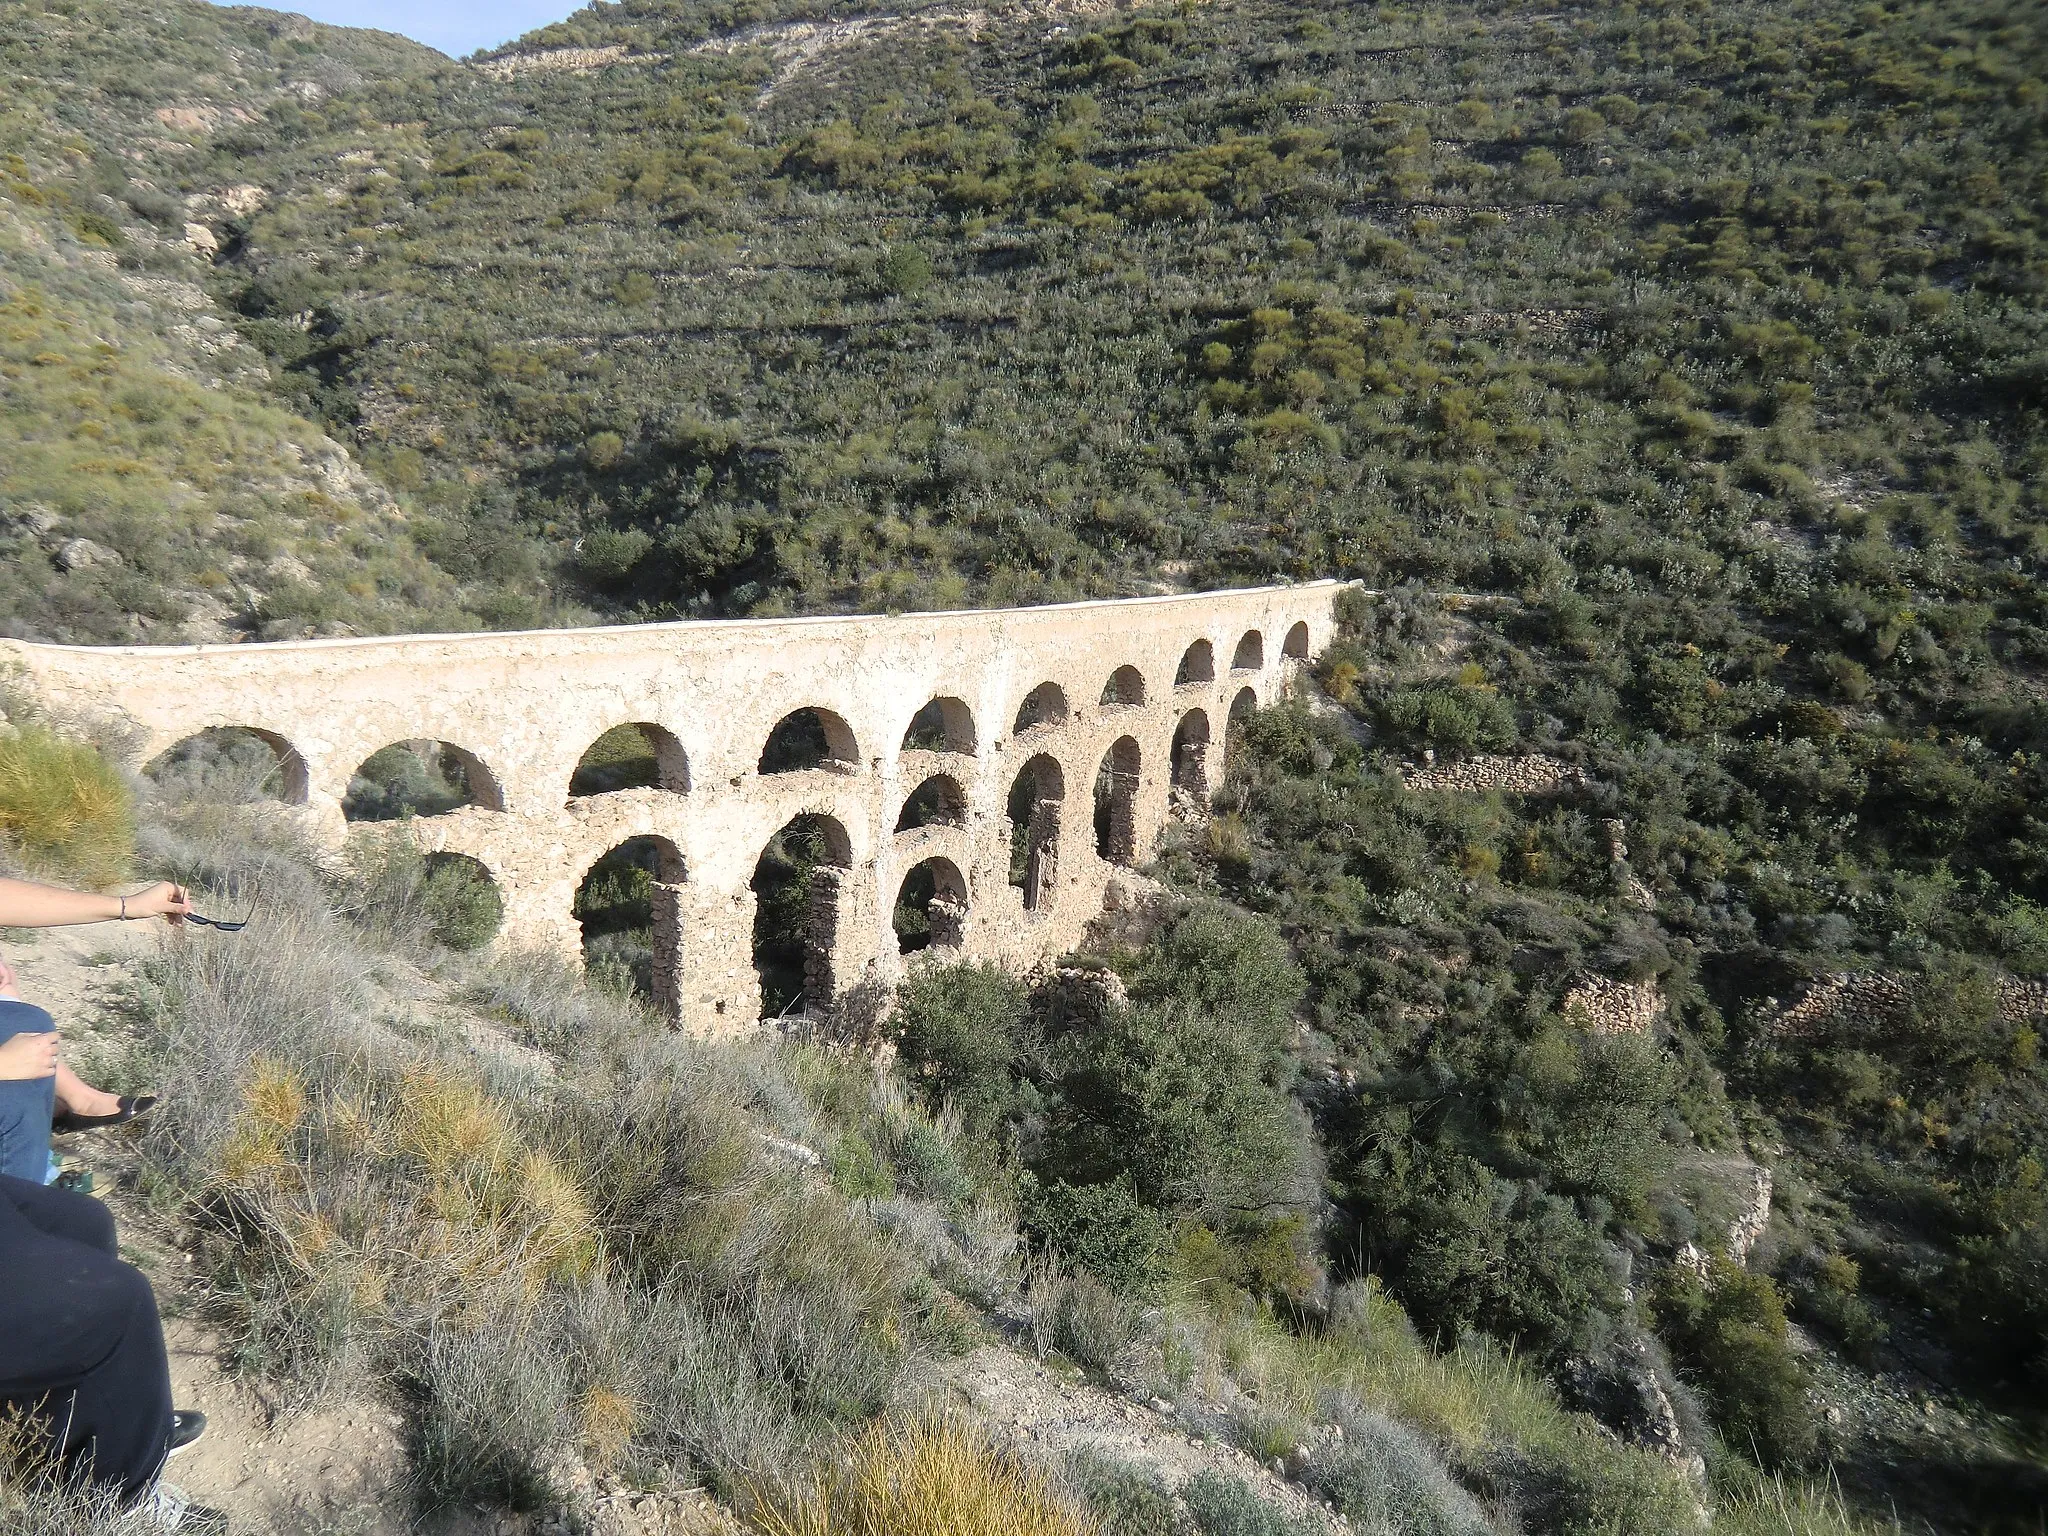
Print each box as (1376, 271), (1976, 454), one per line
(6, 583), (1349, 1035)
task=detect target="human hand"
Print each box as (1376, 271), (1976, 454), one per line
(0, 957), (17, 1000)
(125, 882), (192, 924)
(0, 1030), (57, 1081)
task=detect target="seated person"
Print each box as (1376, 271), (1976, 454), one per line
(0, 1171), (211, 1525)
(0, 878), (213, 1526)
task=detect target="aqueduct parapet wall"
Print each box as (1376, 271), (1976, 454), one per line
(5, 582), (1349, 1034)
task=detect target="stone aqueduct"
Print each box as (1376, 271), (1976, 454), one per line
(5, 582), (1349, 1034)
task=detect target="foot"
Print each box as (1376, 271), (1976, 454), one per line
(62, 1084), (125, 1118)
(52, 1093), (158, 1135)
(127, 1480), (228, 1532)
(169, 1409), (207, 1456)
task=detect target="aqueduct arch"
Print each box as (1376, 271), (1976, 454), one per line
(8, 582), (1349, 1035)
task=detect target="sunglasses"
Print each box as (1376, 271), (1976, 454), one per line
(183, 907), (253, 932)
(182, 880), (259, 933)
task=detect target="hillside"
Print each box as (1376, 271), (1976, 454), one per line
(10, 0), (2044, 632)
(0, 0), (579, 640)
(2, 0), (2047, 1532)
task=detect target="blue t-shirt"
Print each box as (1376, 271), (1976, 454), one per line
(0, 999), (57, 1184)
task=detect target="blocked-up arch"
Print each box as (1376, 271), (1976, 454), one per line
(1093, 736), (1142, 865)
(1176, 640), (1215, 686)
(752, 813), (853, 1020)
(896, 773), (968, 832)
(901, 696), (977, 755)
(894, 856), (968, 955)
(1232, 630), (1265, 672)
(1283, 621), (1311, 660)
(344, 739), (503, 821)
(569, 721), (689, 797)
(143, 726), (309, 805)
(574, 835), (687, 1015)
(1171, 709), (1212, 797)
(1013, 682), (1069, 734)
(1226, 686), (1258, 765)
(1100, 666), (1146, 709)
(1005, 753), (1065, 913)
(759, 707), (859, 774)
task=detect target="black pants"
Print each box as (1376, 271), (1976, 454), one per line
(0, 1173), (172, 1504)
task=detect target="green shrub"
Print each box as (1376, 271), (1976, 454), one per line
(1377, 686), (1517, 757)
(413, 1319), (569, 1512)
(1063, 1447), (1184, 1536)
(1181, 1471), (1314, 1536)
(1304, 1398), (1491, 1536)
(890, 1117), (975, 1207)
(892, 962), (1031, 1142)
(881, 243), (933, 295)
(420, 852), (503, 951)
(829, 1131), (897, 1202)
(1025, 1175), (1168, 1297)
(343, 742), (474, 821)
(1653, 1259), (1815, 1468)
(0, 724), (134, 885)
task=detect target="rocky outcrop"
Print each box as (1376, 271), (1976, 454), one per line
(1727, 1162), (1773, 1266)
(475, 46), (664, 79)
(1561, 1335), (1703, 1483)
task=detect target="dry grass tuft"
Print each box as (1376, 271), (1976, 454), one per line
(0, 1410), (125, 1536)
(0, 723), (134, 884)
(215, 1055), (307, 1183)
(579, 1384), (641, 1474)
(749, 1417), (1099, 1536)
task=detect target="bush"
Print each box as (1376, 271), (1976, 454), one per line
(143, 727), (295, 805)
(880, 244), (933, 295)
(343, 838), (502, 952)
(1376, 686), (1517, 757)
(893, 962), (1032, 1142)
(1063, 1447), (1183, 1536)
(1022, 1259), (1148, 1376)
(1025, 1175), (1168, 1297)
(1180, 1471), (1314, 1536)
(1652, 1259), (1815, 1468)
(0, 725), (133, 884)
(413, 1317), (571, 1512)
(1304, 1396), (1491, 1536)
(419, 852), (503, 950)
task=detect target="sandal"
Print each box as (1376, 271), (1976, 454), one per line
(52, 1094), (158, 1135)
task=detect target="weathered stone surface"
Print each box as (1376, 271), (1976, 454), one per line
(1768, 970), (2048, 1037)
(1401, 752), (1585, 795)
(1563, 975), (1664, 1035)
(53, 536), (122, 572)
(6, 583), (1344, 1035)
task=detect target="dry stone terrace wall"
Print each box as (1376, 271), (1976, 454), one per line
(6, 583), (1348, 1035)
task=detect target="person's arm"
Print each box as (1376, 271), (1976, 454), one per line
(0, 878), (190, 928)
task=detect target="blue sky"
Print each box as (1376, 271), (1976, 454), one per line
(219, 1), (586, 58)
